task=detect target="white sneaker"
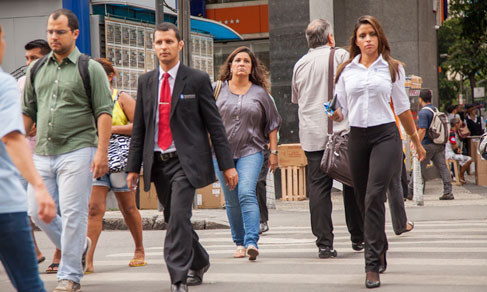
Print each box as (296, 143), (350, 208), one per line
(53, 279), (81, 292)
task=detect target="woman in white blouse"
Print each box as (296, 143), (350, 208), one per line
(332, 15), (425, 288)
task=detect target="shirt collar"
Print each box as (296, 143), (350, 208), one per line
(308, 45), (332, 53)
(350, 54), (387, 68)
(159, 61), (180, 81)
(47, 47), (80, 64)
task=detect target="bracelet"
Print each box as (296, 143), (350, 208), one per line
(270, 150), (278, 155)
(408, 132), (418, 139)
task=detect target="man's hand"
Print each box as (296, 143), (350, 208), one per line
(91, 150), (109, 178)
(269, 153), (278, 173)
(127, 172), (139, 191)
(34, 185), (56, 224)
(223, 168), (238, 191)
(330, 108), (343, 122)
(27, 125), (37, 137)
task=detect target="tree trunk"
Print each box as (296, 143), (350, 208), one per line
(469, 73), (476, 101)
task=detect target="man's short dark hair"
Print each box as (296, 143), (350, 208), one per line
(419, 89), (432, 103)
(153, 22), (181, 42)
(50, 9), (79, 31)
(25, 39), (51, 55)
(450, 117), (460, 128)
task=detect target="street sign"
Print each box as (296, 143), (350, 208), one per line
(474, 87), (485, 99)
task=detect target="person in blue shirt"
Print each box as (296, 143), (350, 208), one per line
(0, 24), (56, 292)
(408, 89), (454, 200)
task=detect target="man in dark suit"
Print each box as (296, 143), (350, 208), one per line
(127, 23), (238, 292)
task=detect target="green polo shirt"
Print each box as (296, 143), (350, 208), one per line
(23, 47), (113, 156)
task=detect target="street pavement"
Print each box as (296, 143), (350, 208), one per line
(1, 177), (486, 291)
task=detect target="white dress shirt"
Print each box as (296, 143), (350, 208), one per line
(154, 61), (180, 153)
(336, 54), (410, 128)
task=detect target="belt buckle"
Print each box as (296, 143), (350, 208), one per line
(160, 153), (170, 161)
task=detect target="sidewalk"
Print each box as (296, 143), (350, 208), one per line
(102, 174), (487, 230)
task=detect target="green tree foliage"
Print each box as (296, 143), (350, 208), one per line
(438, 0), (487, 103)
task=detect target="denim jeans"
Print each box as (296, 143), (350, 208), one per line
(28, 147), (95, 283)
(213, 151), (263, 248)
(0, 212), (46, 292)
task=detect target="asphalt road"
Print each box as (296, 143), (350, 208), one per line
(2, 202), (486, 292)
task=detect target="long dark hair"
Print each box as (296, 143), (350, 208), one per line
(335, 15), (403, 83)
(217, 46), (270, 92)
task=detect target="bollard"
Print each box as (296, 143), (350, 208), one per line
(413, 154), (424, 206)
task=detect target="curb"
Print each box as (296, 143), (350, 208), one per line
(102, 216), (230, 231)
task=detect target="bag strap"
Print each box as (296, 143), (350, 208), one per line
(214, 80), (223, 101)
(327, 47), (336, 135)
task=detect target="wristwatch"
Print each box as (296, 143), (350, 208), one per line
(270, 150), (278, 155)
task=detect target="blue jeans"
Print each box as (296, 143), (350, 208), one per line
(213, 151), (263, 248)
(28, 147), (95, 283)
(0, 212), (46, 292)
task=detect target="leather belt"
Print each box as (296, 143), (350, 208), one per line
(154, 151), (178, 162)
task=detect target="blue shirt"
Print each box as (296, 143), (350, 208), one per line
(418, 104), (435, 145)
(0, 67), (28, 214)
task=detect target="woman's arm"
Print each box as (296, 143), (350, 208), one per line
(268, 129), (278, 173)
(112, 92), (136, 136)
(398, 110), (426, 161)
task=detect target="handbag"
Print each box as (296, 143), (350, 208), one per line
(107, 90), (131, 173)
(320, 48), (354, 187)
(108, 134), (131, 173)
(457, 122), (470, 139)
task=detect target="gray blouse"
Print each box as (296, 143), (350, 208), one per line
(214, 81), (281, 159)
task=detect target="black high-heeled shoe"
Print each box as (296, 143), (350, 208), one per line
(379, 252), (387, 274)
(365, 271), (381, 288)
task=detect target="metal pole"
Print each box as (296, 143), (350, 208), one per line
(177, 0), (192, 67)
(155, 0), (165, 26)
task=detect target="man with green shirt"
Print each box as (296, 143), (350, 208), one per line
(22, 9), (112, 292)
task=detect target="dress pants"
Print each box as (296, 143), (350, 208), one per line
(256, 149), (270, 223)
(151, 154), (209, 285)
(342, 184), (364, 244)
(387, 165), (408, 235)
(348, 123), (402, 272)
(305, 151), (334, 248)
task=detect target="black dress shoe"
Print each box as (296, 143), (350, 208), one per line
(352, 242), (364, 251)
(259, 222), (269, 234)
(187, 263), (210, 286)
(171, 283), (188, 292)
(365, 271), (380, 289)
(378, 252), (387, 274)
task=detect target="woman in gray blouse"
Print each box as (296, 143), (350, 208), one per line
(213, 46), (281, 261)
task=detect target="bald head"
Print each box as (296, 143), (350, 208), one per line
(306, 19), (334, 48)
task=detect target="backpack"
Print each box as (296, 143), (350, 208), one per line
(424, 106), (450, 144)
(29, 53), (92, 111)
(478, 133), (487, 160)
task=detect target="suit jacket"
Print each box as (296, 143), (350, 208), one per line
(127, 64), (234, 191)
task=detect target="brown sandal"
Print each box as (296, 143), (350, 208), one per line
(46, 263), (59, 274)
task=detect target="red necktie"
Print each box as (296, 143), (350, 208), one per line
(158, 73), (172, 150)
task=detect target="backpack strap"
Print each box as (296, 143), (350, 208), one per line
(28, 54), (50, 109)
(78, 54), (92, 101)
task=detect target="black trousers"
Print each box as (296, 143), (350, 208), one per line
(348, 123), (402, 272)
(256, 149), (270, 223)
(151, 155), (209, 284)
(305, 151), (363, 249)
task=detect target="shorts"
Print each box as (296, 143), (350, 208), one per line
(92, 172), (131, 192)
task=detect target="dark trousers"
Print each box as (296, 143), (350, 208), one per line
(343, 184), (364, 244)
(401, 158), (409, 199)
(305, 151), (364, 248)
(256, 149), (270, 223)
(0, 212), (46, 292)
(151, 155), (209, 284)
(387, 159), (409, 235)
(348, 123), (402, 272)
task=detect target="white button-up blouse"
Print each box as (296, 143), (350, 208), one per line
(336, 54), (410, 128)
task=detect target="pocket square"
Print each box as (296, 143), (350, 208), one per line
(180, 94), (196, 99)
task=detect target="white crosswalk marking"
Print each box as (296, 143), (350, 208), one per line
(76, 219), (487, 290)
